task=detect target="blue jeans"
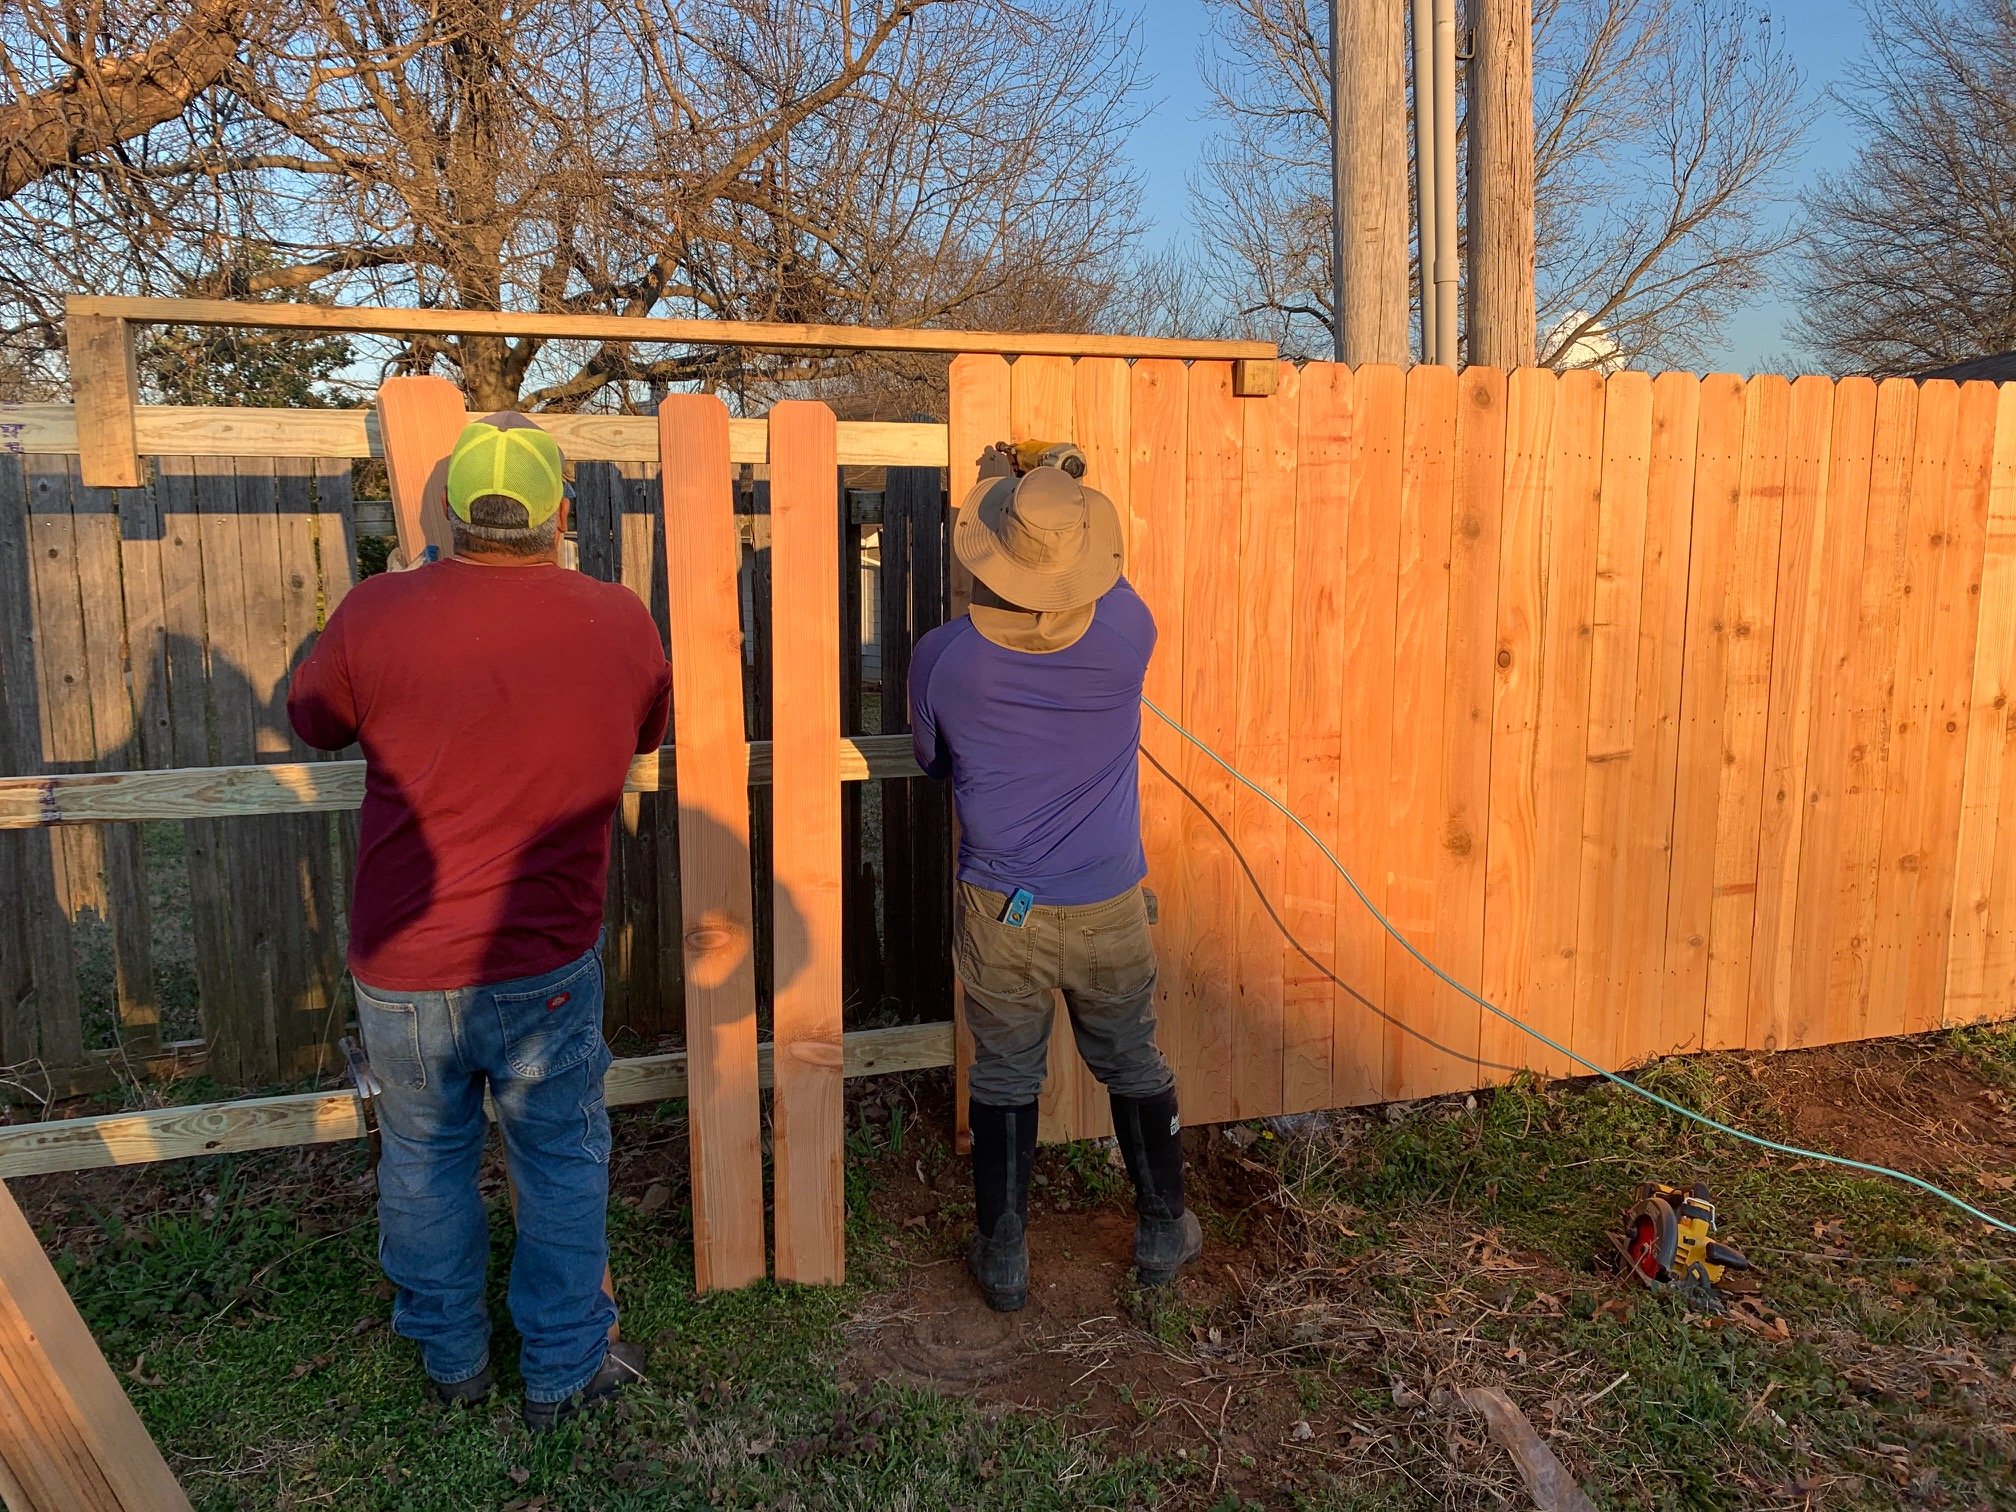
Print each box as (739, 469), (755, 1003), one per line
(354, 945), (617, 1403)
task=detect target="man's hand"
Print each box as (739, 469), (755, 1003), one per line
(385, 544), (441, 572)
(977, 442), (1017, 481)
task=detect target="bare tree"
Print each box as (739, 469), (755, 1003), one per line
(1796, 1), (2016, 374)
(1194, 0), (1813, 368)
(0, 0), (249, 200)
(0, 0), (1146, 410)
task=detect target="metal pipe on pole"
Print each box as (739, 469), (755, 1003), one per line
(1431, 0), (1460, 364)
(1410, 0), (1439, 364)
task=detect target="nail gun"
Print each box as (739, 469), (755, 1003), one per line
(993, 439), (1087, 479)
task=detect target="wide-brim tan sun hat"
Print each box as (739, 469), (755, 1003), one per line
(953, 466), (1124, 613)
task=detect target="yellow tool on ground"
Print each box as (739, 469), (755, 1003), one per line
(1622, 1181), (1756, 1311)
(997, 439), (1087, 478)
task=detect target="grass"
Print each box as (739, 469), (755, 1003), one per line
(26, 1028), (2016, 1509)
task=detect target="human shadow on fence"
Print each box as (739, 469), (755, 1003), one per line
(1141, 748), (1520, 1081)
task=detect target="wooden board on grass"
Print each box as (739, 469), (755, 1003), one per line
(1232, 362), (1297, 1118)
(659, 394), (767, 1292)
(1280, 363), (1350, 1111)
(1382, 364), (1457, 1100)
(375, 376), (466, 563)
(767, 400), (846, 1285)
(0, 1178), (193, 1511)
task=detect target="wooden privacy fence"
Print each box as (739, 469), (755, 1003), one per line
(0, 441), (956, 1093)
(941, 358), (2016, 1142)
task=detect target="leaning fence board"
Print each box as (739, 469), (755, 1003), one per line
(1383, 364), (1456, 1101)
(767, 400), (846, 1286)
(659, 394), (767, 1292)
(1280, 363), (1349, 1112)
(1231, 363), (1297, 1119)
(0, 1178), (193, 1510)
(0, 1023), (955, 1180)
(1948, 384), (2016, 1024)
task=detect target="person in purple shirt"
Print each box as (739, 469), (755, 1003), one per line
(911, 443), (1203, 1312)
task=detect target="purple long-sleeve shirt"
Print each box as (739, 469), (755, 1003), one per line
(908, 580), (1154, 906)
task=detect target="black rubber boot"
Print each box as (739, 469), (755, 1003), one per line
(1110, 1085), (1204, 1287)
(522, 1340), (646, 1433)
(968, 1099), (1038, 1312)
(427, 1361), (494, 1408)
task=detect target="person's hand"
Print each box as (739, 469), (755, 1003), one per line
(386, 543), (440, 572)
(977, 442), (1016, 480)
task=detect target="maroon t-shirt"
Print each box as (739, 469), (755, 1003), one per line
(288, 558), (671, 990)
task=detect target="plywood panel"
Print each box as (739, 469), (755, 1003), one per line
(1281, 364), (1350, 1112)
(658, 394), (766, 1292)
(1616, 373), (1702, 1065)
(1334, 364), (1406, 1105)
(1948, 383), (2016, 1024)
(1570, 370), (1653, 1075)
(1383, 365), (1457, 1100)
(1662, 375), (1749, 1052)
(1786, 378), (1880, 1049)
(1232, 364), (1298, 1118)
(1179, 362), (1245, 1125)
(1127, 360), (1191, 1113)
(768, 400), (845, 1285)
(1478, 367), (1557, 1077)
(1746, 377), (1835, 1053)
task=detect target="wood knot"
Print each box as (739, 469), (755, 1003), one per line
(1443, 821), (1474, 857)
(1496, 648), (1513, 669)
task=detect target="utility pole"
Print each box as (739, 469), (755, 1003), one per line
(1331, 0), (1410, 365)
(1465, 0), (1536, 367)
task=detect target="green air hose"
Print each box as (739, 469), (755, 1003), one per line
(1139, 696), (2016, 1238)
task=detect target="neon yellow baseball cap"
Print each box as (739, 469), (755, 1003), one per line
(445, 415), (565, 526)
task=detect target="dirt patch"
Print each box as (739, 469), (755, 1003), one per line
(1742, 1036), (2016, 1177)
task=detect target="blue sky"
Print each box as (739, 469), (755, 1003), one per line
(1121, 0), (1873, 371)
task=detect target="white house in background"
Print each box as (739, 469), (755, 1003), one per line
(1544, 311), (1626, 373)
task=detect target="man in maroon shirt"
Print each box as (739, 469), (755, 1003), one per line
(289, 414), (669, 1430)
